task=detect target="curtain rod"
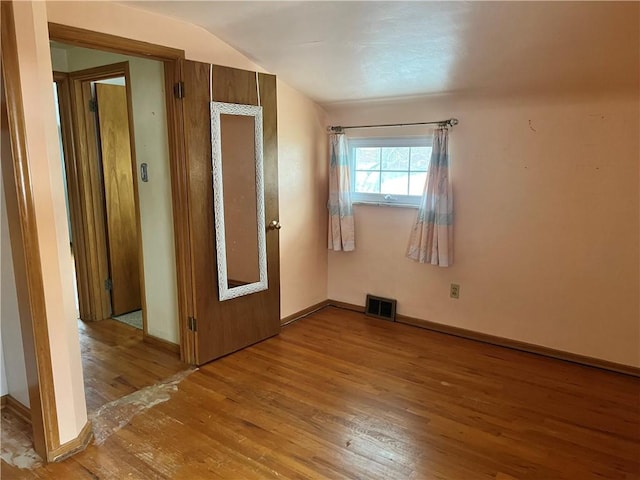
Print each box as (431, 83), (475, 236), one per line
(327, 118), (459, 134)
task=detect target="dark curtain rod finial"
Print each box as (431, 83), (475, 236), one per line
(327, 118), (459, 133)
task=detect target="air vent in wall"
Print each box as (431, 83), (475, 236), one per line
(365, 294), (397, 321)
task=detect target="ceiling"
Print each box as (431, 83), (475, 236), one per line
(126, 1), (639, 105)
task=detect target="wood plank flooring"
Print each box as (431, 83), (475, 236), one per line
(78, 318), (186, 413)
(2, 307), (639, 479)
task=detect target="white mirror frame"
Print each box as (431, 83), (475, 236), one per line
(210, 101), (267, 301)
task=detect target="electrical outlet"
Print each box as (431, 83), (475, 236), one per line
(450, 283), (460, 299)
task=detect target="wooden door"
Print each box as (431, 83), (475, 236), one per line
(95, 83), (141, 316)
(182, 62), (280, 365)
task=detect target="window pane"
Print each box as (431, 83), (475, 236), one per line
(355, 148), (380, 170)
(409, 172), (427, 195)
(380, 172), (409, 195)
(381, 147), (410, 170)
(410, 147), (431, 171)
(355, 171), (380, 193)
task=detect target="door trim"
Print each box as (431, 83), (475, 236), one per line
(164, 57), (195, 363)
(48, 23), (185, 61)
(65, 62), (147, 331)
(54, 71), (92, 322)
(1, 1), (59, 460)
(48, 24), (194, 363)
(64, 64), (118, 323)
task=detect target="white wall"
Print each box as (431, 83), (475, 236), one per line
(51, 46), (180, 344)
(0, 339), (7, 397)
(277, 80), (329, 318)
(327, 91), (640, 367)
(50, 44), (68, 71)
(0, 170), (7, 397)
(1, 167), (29, 406)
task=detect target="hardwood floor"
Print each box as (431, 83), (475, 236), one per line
(1, 318), (186, 473)
(2, 307), (639, 479)
(78, 318), (186, 413)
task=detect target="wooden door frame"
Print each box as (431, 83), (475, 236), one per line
(61, 62), (148, 332)
(1, 1), (59, 461)
(54, 72), (93, 323)
(48, 24), (195, 363)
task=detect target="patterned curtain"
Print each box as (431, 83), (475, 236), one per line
(406, 128), (453, 266)
(327, 133), (355, 251)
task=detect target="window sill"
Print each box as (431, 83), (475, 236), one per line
(353, 201), (419, 209)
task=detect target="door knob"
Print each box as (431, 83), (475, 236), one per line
(268, 220), (282, 230)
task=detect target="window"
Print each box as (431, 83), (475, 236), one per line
(349, 137), (432, 206)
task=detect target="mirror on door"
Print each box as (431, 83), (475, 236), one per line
(210, 101), (267, 301)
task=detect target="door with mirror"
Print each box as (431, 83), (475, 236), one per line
(182, 62), (280, 365)
(212, 102), (267, 300)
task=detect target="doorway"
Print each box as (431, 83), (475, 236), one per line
(51, 42), (181, 345)
(50, 42), (186, 413)
(54, 68), (143, 330)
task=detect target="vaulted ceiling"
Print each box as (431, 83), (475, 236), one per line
(127, 1), (639, 105)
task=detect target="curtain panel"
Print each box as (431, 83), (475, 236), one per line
(406, 128), (453, 266)
(327, 133), (355, 251)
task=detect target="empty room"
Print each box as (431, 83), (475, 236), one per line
(1, 1), (638, 479)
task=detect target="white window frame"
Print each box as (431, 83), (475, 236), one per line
(348, 136), (432, 207)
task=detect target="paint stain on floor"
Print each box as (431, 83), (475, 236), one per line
(1, 368), (195, 470)
(0, 409), (43, 470)
(90, 368), (196, 445)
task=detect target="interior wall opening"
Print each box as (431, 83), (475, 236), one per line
(48, 41), (187, 415)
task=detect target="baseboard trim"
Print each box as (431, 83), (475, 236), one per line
(143, 334), (181, 355)
(281, 300), (331, 326)
(329, 300), (365, 313)
(327, 299), (640, 378)
(2, 395), (32, 424)
(49, 420), (93, 463)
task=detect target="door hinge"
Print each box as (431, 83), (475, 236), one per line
(173, 81), (184, 99)
(89, 98), (98, 112)
(187, 316), (197, 332)
(105, 278), (112, 291)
